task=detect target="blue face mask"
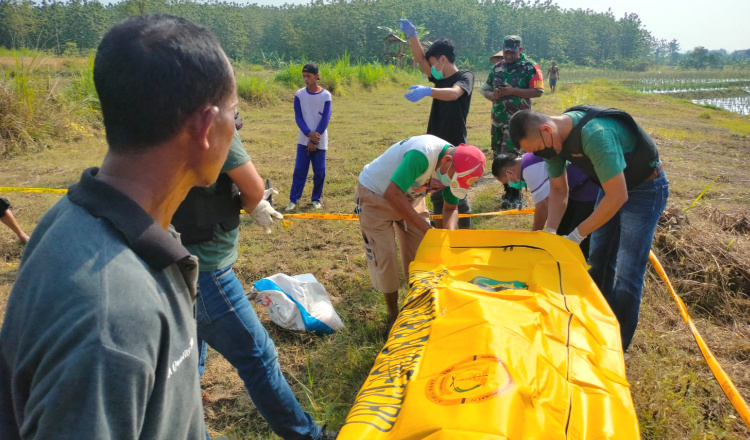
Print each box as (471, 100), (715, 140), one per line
(437, 169), (452, 186)
(430, 58), (445, 81)
(508, 180), (526, 190)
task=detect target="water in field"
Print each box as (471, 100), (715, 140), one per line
(563, 70), (750, 116)
(691, 95), (750, 115)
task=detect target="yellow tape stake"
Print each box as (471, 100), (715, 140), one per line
(649, 251), (750, 430)
(0, 187), (68, 194)
(682, 175), (719, 212)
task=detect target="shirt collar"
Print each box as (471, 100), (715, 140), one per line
(67, 168), (191, 271)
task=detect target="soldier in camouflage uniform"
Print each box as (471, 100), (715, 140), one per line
(481, 35), (544, 208)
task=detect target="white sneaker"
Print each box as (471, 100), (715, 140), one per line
(284, 202), (297, 212)
(312, 201), (322, 210)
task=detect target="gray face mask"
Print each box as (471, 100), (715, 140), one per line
(533, 129), (558, 159)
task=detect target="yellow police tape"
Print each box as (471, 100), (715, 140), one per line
(649, 251), (750, 431)
(339, 230), (640, 439)
(0, 187), (68, 194)
(281, 208), (535, 221)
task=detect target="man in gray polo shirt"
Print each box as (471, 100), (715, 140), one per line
(0, 15), (237, 439)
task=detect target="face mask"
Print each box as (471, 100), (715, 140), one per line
(437, 169), (452, 186)
(533, 129), (558, 159)
(505, 169), (526, 190)
(430, 57), (445, 81)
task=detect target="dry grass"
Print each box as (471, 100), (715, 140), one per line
(0, 73), (748, 439)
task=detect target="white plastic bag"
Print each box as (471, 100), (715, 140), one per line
(251, 273), (344, 334)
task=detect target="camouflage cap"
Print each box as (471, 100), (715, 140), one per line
(503, 35), (522, 52)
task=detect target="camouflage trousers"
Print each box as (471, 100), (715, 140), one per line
(490, 121), (519, 157)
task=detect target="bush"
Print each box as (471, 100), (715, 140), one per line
(0, 53), (69, 155)
(274, 61), (304, 89)
(236, 74), (278, 106)
(0, 51), (97, 155)
(65, 53), (100, 121)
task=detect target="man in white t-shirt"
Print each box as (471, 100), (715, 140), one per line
(355, 135), (485, 327)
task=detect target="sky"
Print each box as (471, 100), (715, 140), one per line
(235, 0), (750, 53)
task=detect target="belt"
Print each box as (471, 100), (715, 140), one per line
(643, 164), (664, 182)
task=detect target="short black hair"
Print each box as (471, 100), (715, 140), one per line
(302, 63), (319, 74)
(509, 110), (550, 151)
(425, 38), (456, 64)
(94, 14), (235, 153)
(491, 153), (519, 178)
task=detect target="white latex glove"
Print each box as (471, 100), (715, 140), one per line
(251, 199), (283, 234)
(263, 187), (278, 201)
(563, 227), (586, 244)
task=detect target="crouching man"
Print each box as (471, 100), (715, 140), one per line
(355, 135), (485, 327)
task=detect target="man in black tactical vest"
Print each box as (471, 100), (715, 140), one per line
(509, 106), (669, 353)
(172, 124), (337, 440)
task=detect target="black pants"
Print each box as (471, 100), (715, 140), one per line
(0, 198), (9, 218)
(558, 199), (596, 259)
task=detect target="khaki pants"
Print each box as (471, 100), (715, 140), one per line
(355, 183), (429, 293)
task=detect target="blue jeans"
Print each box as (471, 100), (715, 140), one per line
(196, 266), (321, 440)
(588, 173), (669, 352)
(290, 145), (326, 203)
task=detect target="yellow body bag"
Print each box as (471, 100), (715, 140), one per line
(339, 230), (639, 439)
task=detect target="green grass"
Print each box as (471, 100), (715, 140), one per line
(1, 62), (749, 439)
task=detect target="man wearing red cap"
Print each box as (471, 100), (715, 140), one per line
(354, 135), (485, 327)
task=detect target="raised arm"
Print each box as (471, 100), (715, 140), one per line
(400, 19), (430, 76)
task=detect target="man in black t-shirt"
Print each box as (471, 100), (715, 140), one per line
(401, 18), (475, 228)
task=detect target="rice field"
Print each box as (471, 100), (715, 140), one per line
(560, 68), (750, 115)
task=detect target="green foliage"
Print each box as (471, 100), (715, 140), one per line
(0, 52), (63, 154)
(274, 61), (304, 89)
(65, 52), (99, 119)
(0, 50), (98, 155)
(0, 0), (710, 70)
(356, 62), (385, 89)
(235, 74), (277, 107)
(271, 54), (411, 95)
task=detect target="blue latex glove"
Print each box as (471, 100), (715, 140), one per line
(405, 85), (432, 102)
(399, 19), (418, 39)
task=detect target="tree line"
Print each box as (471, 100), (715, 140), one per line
(0, 0), (747, 70)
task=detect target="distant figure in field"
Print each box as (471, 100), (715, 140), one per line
(286, 63), (332, 212)
(0, 14), (237, 439)
(0, 198), (30, 244)
(400, 17), (475, 229)
(490, 50), (504, 65)
(480, 35), (544, 210)
(547, 61), (560, 93)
